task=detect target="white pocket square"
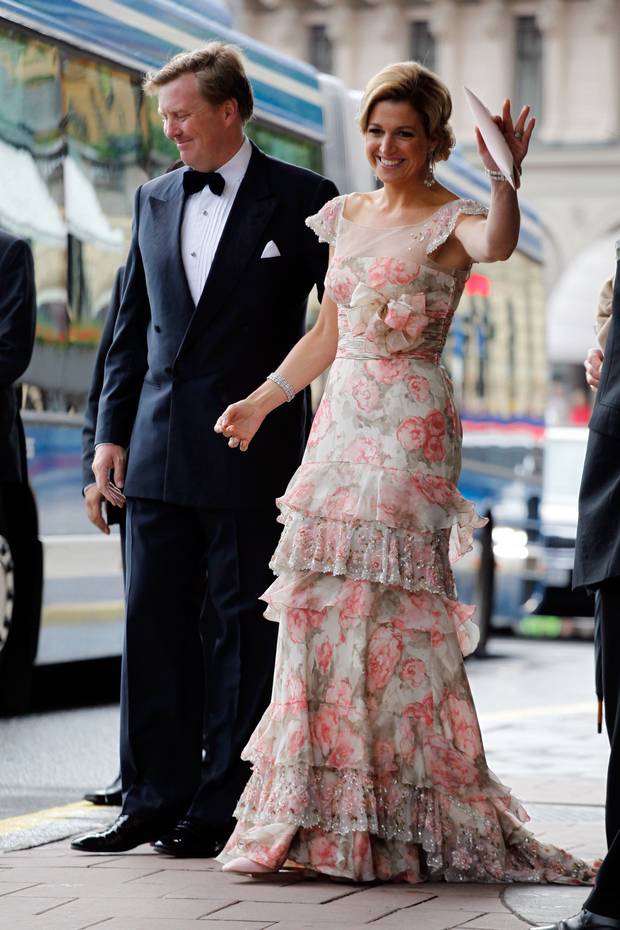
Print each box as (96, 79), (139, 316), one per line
(260, 240), (281, 258)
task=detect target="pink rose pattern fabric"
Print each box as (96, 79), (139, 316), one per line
(217, 196), (596, 885)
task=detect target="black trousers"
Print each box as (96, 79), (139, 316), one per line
(584, 577), (620, 919)
(120, 498), (280, 826)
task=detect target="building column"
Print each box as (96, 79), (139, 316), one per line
(589, 0), (620, 140)
(429, 0), (459, 103)
(537, 0), (565, 142)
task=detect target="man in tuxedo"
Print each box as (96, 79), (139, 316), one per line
(72, 42), (337, 856)
(0, 231), (38, 715)
(535, 262), (620, 930)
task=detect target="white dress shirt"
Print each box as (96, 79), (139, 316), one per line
(181, 136), (252, 305)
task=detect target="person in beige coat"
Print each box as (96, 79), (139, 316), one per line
(585, 275), (613, 389)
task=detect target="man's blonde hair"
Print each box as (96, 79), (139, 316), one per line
(144, 42), (254, 124)
(359, 61), (455, 162)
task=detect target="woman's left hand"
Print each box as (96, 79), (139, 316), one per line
(476, 98), (535, 189)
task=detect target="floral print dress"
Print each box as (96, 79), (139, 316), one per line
(217, 196), (595, 884)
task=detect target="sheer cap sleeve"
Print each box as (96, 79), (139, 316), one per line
(305, 194), (346, 246)
(426, 199), (488, 256)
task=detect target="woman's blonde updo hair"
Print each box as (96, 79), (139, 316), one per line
(359, 61), (455, 163)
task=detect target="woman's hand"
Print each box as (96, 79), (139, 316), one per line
(476, 99), (535, 189)
(214, 399), (266, 452)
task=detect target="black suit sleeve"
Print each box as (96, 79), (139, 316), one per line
(304, 178), (339, 302)
(95, 188), (150, 447)
(81, 265), (124, 488)
(0, 238), (36, 389)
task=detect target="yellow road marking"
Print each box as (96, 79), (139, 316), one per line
(41, 601), (124, 627)
(0, 801), (97, 835)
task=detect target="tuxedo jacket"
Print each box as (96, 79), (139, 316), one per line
(574, 261), (620, 588)
(96, 143), (337, 509)
(0, 231), (36, 484)
(82, 265), (124, 525)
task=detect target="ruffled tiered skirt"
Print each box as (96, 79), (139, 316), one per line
(217, 455), (595, 884)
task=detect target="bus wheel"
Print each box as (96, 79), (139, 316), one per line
(473, 513), (495, 657)
(0, 484), (43, 716)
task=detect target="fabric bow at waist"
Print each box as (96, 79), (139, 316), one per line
(348, 281), (429, 355)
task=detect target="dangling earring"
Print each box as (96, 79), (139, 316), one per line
(424, 156), (435, 189)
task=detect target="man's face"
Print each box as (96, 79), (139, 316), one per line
(158, 73), (230, 171)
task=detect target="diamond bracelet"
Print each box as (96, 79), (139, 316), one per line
(484, 166), (507, 182)
(267, 371), (295, 402)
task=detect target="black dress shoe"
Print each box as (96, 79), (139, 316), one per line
(153, 817), (235, 858)
(83, 773), (122, 806)
(71, 814), (174, 853)
(533, 909), (620, 930)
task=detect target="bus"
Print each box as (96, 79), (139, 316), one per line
(0, 0), (545, 712)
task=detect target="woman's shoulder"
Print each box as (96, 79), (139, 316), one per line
(341, 190), (378, 221)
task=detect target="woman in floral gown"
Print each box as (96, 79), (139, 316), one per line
(213, 62), (595, 884)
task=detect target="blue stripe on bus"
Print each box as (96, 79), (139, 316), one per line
(1, 0), (324, 129)
(5, 0), (320, 90)
(149, 0), (232, 27)
(461, 414), (545, 428)
(253, 79), (323, 133)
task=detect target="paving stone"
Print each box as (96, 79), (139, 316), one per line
(336, 885), (437, 907)
(14, 895), (234, 921)
(0, 881), (42, 895)
(457, 914), (528, 928)
(196, 899), (396, 923)
(92, 853), (221, 871)
(270, 925), (370, 930)
(0, 866), (161, 885)
(372, 905), (487, 929)
(163, 875), (368, 904)
(0, 919), (109, 930)
(126, 867), (301, 894)
(10, 880), (174, 899)
(398, 888), (507, 913)
(0, 895), (79, 917)
(101, 921), (275, 929)
(0, 855), (121, 869)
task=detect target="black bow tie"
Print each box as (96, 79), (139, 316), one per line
(182, 170), (225, 197)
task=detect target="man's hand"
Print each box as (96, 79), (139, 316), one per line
(585, 347), (604, 391)
(84, 484), (110, 534)
(93, 443), (127, 507)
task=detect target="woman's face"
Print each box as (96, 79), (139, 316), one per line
(365, 99), (434, 186)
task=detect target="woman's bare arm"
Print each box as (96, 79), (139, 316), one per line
(215, 280), (339, 451)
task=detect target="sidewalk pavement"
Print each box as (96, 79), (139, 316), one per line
(0, 640), (606, 929)
(0, 788), (603, 930)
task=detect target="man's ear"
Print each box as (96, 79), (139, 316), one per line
(222, 97), (239, 124)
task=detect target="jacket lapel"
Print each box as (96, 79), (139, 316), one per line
(175, 144), (276, 357)
(146, 173), (195, 332)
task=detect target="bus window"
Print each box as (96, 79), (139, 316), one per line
(61, 54), (141, 339)
(246, 122), (322, 172)
(0, 26), (68, 352)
